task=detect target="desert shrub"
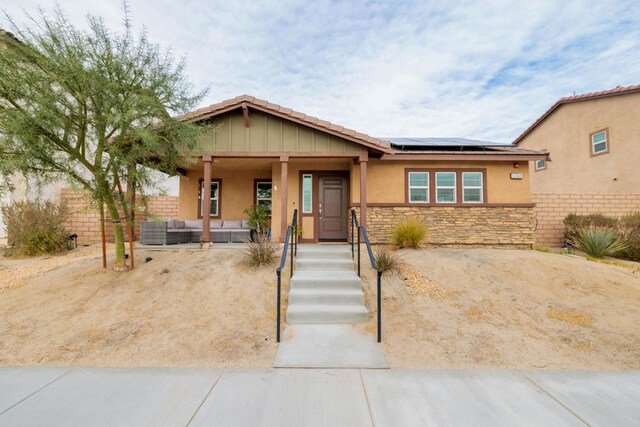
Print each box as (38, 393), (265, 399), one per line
(243, 204), (271, 234)
(392, 218), (427, 248)
(241, 233), (279, 267)
(374, 246), (400, 273)
(619, 213), (640, 261)
(1, 200), (69, 257)
(569, 227), (628, 259)
(563, 213), (618, 242)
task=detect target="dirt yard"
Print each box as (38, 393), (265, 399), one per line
(359, 248), (640, 370)
(1, 245), (639, 369)
(0, 246), (279, 367)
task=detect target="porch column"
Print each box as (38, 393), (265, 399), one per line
(201, 155), (212, 245)
(280, 156), (289, 242)
(359, 153), (368, 227)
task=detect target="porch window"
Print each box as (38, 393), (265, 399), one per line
(408, 172), (429, 203)
(256, 181), (272, 214)
(462, 172), (483, 203)
(435, 172), (456, 203)
(200, 180), (220, 217)
(302, 174), (312, 213)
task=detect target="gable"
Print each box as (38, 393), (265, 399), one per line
(194, 110), (366, 153)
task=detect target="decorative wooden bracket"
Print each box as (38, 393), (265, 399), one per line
(242, 104), (250, 128)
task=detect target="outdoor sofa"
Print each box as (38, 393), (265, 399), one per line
(140, 219), (253, 245)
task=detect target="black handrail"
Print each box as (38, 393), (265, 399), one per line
(351, 209), (382, 343)
(276, 209), (298, 343)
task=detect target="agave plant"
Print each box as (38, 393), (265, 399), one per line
(569, 227), (628, 258)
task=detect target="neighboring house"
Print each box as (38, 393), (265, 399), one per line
(514, 84), (640, 246)
(173, 95), (548, 247)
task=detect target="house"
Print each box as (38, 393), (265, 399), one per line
(173, 95), (548, 247)
(514, 84), (640, 246)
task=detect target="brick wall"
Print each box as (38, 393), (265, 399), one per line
(352, 206), (535, 247)
(60, 189), (179, 244)
(532, 193), (640, 247)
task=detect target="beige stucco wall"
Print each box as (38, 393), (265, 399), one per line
(519, 92), (640, 194)
(194, 110), (366, 154)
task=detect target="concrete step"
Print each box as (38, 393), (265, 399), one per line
(290, 271), (362, 290)
(289, 288), (365, 305)
(286, 304), (369, 324)
(295, 258), (354, 271)
(296, 245), (353, 260)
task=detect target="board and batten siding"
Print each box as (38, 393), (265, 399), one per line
(194, 110), (366, 153)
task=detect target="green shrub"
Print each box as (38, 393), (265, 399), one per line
(392, 218), (427, 248)
(243, 204), (271, 234)
(563, 213), (618, 242)
(1, 200), (69, 257)
(620, 213), (640, 261)
(569, 227), (628, 259)
(241, 233), (279, 267)
(374, 246), (400, 273)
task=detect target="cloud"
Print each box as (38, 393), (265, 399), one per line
(2, 0), (640, 143)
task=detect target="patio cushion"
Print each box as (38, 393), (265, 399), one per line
(211, 220), (223, 229)
(173, 220), (185, 229)
(222, 220), (242, 229)
(166, 219), (175, 229)
(184, 220), (202, 229)
(167, 228), (185, 232)
(241, 220), (252, 229)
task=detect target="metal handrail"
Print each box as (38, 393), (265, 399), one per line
(276, 209), (298, 343)
(351, 209), (382, 343)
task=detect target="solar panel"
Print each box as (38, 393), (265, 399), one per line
(381, 137), (511, 148)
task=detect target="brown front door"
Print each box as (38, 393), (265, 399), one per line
(318, 175), (348, 241)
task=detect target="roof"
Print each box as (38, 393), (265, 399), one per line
(179, 95), (392, 153)
(382, 137), (508, 148)
(179, 95), (547, 159)
(513, 84), (640, 145)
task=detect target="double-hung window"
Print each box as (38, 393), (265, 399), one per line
(408, 172), (429, 203)
(591, 130), (608, 155)
(256, 181), (272, 214)
(435, 172), (456, 203)
(200, 180), (220, 217)
(462, 172), (483, 203)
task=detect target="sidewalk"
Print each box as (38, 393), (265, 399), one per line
(1, 367), (638, 426)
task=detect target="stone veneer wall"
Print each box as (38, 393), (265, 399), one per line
(532, 193), (640, 247)
(352, 206), (535, 248)
(60, 189), (179, 244)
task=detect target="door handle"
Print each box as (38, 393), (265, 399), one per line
(319, 203), (322, 219)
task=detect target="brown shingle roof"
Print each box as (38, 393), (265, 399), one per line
(513, 84), (640, 145)
(178, 95), (392, 152)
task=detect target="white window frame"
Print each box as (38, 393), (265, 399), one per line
(591, 130), (608, 155)
(535, 160), (546, 171)
(256, 181), (272, 213)
(302, 174), (313, 214)
(435, 172), (457, 203)
(408, 171), (429, 203)
(462, 172), (483, 204)
(200, 180), (219, 217)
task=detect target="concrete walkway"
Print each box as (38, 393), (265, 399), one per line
(1, 368), (639, 426)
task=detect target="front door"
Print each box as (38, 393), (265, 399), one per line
(318, 175), (348, 241)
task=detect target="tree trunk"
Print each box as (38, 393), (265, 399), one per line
(103, 191), (128, 271)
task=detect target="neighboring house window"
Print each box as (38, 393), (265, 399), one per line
(535, 160), (546, 171)
(591, 129), (608, 155)
(256, 181), (272, 214)
(408, 171), (429, 203)
(302, 174), (312, 213)
(462, 172), (483, 203)
(435, 172), (456, 203)
(199, 180), (220, 217)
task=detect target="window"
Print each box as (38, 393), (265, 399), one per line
(535, 160), (546, 171)
(302, 174), (312, 213)
(462, 172), (483, 203)
(200, 180), (220, 217)
(591, 130), (608, 155)
(256, 181), (272, 214)
(408, 172), (429, 203)
(435, 172), (456, 203)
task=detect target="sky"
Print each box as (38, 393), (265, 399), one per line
(2, 0), (640, 144)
